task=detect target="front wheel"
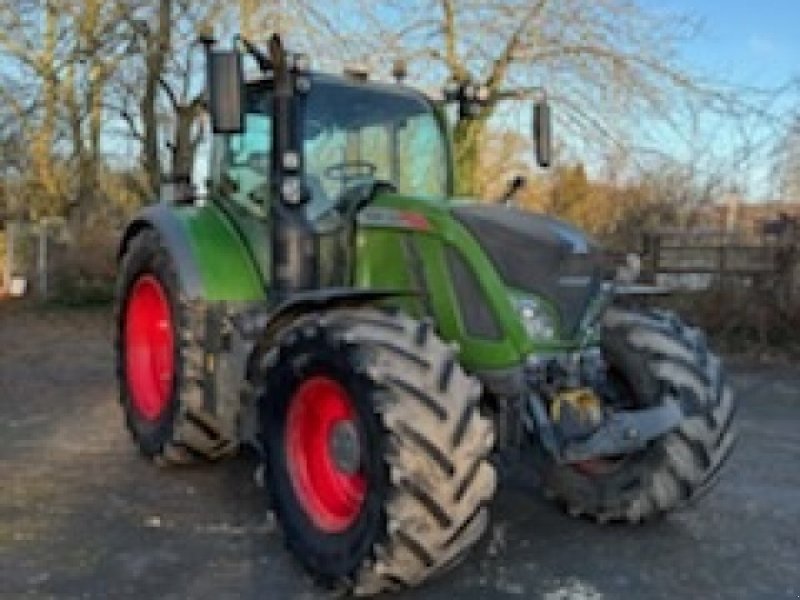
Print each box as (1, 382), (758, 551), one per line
(538, 307), (737, 523)
(255, 309), (496, 595)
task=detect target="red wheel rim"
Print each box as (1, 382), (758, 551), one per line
(124, 275), (175, 422)
(285, 376), (366, 533)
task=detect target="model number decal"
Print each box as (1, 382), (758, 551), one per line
(358, 207), (431, 232)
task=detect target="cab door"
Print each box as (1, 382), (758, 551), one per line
(209, 101), (274, 289)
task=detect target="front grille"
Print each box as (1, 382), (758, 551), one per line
(445, 246), (503, 340)
(453, 205), (608, 337)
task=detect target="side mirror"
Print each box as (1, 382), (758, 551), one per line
(533, 99), (552, 168)
(207, 50), (244, 134)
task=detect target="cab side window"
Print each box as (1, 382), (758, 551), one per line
(220, 112), (272, 215)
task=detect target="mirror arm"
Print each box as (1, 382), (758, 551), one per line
(235, 35), (272, 71)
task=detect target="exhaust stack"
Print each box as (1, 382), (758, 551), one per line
(266, 35), (317, 300)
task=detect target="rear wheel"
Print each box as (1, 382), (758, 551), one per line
(115, 229), (235, 464)
(539, 307), (737, 523)
(255, 309), (496, 595)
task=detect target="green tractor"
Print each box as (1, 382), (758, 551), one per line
(115, 35), (736, 595)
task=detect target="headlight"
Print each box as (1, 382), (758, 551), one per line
(513, 295), (558, 340)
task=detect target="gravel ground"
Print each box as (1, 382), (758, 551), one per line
(0, 304), (798, 600)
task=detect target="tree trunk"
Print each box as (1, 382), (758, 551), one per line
(78, 61), (106, 225)
(453, 116), (487, 197)
(141, 82), (159, 197)
(65, 0), (109, 231)
(141, 0), (173, 198)
(31, 0), (61, 217)
(64, 62), (89, 229)
(172, 102), (201, 180)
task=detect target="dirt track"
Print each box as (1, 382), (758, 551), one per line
(1, 304), (798, 599)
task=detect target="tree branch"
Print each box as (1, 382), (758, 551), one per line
(440, 0), (467, 80)
(484, 0), (548, 90)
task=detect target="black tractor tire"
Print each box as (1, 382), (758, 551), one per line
(539, 306), (737, 523)
(115, 228), (235, 465)
(254, 308), (497, 595)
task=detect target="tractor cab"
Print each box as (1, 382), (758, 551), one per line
(213, 73), (451, 223)
(203, 34), (554, 304)
(207, 63), (457, 291)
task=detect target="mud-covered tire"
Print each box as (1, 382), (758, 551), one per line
(254, 309), (497, 595)
(540, 306), (737, 523)
(115, 229), (235, 464)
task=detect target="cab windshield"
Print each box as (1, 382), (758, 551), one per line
(220, 77), (450, 220)
(303, 77), (450, 216)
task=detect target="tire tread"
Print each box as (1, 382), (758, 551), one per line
(540, 306), (737, 524)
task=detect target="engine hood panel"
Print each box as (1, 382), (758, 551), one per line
(452, 204), (610, 336)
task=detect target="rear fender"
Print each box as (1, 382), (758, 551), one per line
(118, 203), (265, 302)
(119, 204), (205, 298)
(119, 203), (266, 447)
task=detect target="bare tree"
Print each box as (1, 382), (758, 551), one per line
(62, 0), (132, 225)
(0, 0), (131, 224)
(0, 0), (791, 224)
(0, 0), (69, 217)
(776, 113), (800, 202)
(103, 0), (231, 199)
(264, 0), (762, 197)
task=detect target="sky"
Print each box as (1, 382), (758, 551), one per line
(4, 1), (796, 201)
(644, 0), (799, 90)
(633, 1), (800, 199)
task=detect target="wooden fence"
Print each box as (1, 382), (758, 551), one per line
(641, 228), (798, 289)
(639, 226), (799, 345)
(0, 219), (81, 300)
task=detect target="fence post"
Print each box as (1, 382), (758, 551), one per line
(647, 233), (660, 283)
(38, 224), (48, 300)
(4, 220), (16, 292)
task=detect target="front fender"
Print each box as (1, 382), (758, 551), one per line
(233, 288), (415, 343)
